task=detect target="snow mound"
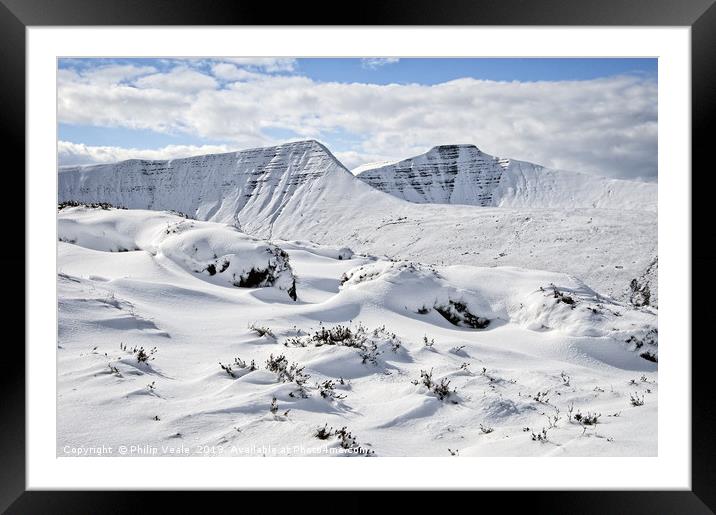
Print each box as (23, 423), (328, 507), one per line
(339, 261), (494, 327)
(58, 206), (297, 299)
(339, 260), (657, 358)
(158, 227), (296, 298)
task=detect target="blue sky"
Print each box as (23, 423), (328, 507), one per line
(58, 57), (657, 180)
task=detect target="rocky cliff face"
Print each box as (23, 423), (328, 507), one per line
(355, 144), (507, 205)
(355, 144), (657, 211)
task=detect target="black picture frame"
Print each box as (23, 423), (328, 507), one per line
(2, 0), (713, 512)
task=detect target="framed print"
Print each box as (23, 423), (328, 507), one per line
(3, 0), (714, 512)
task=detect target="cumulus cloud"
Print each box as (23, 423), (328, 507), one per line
(58, 141), (235, 166)
(361, 57), (400, 69)
(58, 63), (657, 180)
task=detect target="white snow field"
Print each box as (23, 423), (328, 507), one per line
(58, 207), (657, 457)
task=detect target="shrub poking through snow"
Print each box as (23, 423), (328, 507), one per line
(136, 346), (153, 361)
(423, 335), (434, 347)
(312, 424), (373, 455)
(480, 424), (494, 434)
(167, 209), (192, 219)
(58, 200), (126, 210)
(434, 300), (490, 329)
(532, 391), (550, 404)
(219, 362), (236, 378)
(413, 369), (435, 389)
(317, 380), (347, 400)
(625, 328), (658, 362)
(449, 345), (467, 356)
(249, 323), (275, 339)
(284, 323), (403, 366)
(630, 393), (645, 407)
(640, 351), (658, 363)
(107, 363), (122, 377)
(551, 285), (576, 306)
(531, 428), (549, 442)
(265, 354), (310, 385)
(412, 369), (457, 401)
(120, 344), (157, 364)
(264, 354), (310, 398)
(574, 411), (601, 425)
(314, 424), (334, 440)
(219, 357), (256, 378)
(546, 410), (561, 428)
(268, 397), (290, 419)
(334, 427), (374, 456)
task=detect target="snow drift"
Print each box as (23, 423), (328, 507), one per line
(58, 206), (297, 299)
(58, 205), (658, 457)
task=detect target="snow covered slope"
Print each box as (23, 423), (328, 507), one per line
(59, 140), (393, 236)
(58, 141), (657, 303)
(355, 144), (657, 211)
(58, 207), (658, 457)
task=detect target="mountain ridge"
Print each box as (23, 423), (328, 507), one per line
(355, 144), (657, 211)
(58, 139), (373, 234)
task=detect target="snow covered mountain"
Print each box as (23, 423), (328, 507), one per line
(58, 140), (657, 302)
(355, 144), (657, 211)
(59, 140), (394, 236)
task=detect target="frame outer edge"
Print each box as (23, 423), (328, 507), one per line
(692, 1), (716, 511)
(0, 0), (715, 26)
(3, 0), (715, 510)
(0, 0), (27, 513)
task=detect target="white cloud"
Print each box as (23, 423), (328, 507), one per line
(58, 65), (657, 180)
(361, 57), (400, 69)
(219, 58), (297, 72)
(134, 66), (218, 94)
(210, 63), (265, 81)
(58, 141), (236, 166)
(66, 64), (158, 85)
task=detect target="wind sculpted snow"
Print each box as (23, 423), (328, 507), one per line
(58, 207), (657, 457)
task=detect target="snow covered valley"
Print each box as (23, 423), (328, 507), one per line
(57, 207), (658, 457)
